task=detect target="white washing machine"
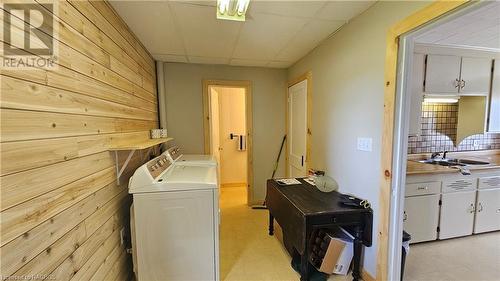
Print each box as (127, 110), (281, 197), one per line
(165, 146), (217, 166)
(129, 153), (219, 281)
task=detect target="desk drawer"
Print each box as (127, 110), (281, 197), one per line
(309, 212), (363, 226)
(405, 181), (441, 197)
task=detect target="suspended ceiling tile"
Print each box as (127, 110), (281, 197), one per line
(233, 13), (308, 60)
(316, 1), (375, 21)
(267, 60), (293, 68)
(230, 58), (269, 67)
(170, 2), (242, 57)
(188, 56), (230, 65)
(276, 19), (344, 62)
(154, 54), (189, 63)
(109, 1), (185, 55)
(248, 1), (326, 18)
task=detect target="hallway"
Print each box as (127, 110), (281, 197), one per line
(219, 186), (350, 281)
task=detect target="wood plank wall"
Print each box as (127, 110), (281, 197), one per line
(0, 1), (158, 280)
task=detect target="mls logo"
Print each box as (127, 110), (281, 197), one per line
(2, 2), (58, 68)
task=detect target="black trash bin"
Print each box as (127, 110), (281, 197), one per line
(401, 231), (411, 281)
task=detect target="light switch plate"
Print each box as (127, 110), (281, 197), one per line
(357, 137), (373, 152)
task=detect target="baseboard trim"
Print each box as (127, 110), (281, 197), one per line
(362, 268), (376, 281)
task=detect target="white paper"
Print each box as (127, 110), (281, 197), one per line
(275, 178), (301, 185)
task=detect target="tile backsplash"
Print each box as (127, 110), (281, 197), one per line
(408, 103), (500, 154)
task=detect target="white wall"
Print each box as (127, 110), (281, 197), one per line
(162, 63), (287, 203)
(215, 87), (247, 185)
(288, 1), (431, 277)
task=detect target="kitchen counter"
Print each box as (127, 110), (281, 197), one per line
(407, 150), (500, 175)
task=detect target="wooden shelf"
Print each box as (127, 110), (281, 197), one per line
(109, 137), (173, 151)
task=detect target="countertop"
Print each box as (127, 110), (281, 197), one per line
(407, 150), (500, 175)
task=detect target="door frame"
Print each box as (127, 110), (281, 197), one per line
(286, 71), (312, 177)
(378, 1), (472, 281)
(202, 79), (253, 205)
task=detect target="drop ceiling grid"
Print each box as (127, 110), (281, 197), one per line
(110, 0), (376, 68)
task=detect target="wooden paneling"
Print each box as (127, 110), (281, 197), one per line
(0, 1), (157, 280)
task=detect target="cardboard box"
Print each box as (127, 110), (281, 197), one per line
(310, 227), (354, 275)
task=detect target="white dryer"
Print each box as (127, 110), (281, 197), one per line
(129, 153), (219, 281)
(165, 146), (217, 166)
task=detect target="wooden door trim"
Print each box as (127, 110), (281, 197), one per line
(285, 71), (312, 177)
(202, 79), (253, 205)
(378, 1), (467, 280)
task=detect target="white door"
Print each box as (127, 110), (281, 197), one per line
(474, 189), (500, 234)
(487, 59), (500, 132)
(288, 80), (308, 177)
(133, 190), (216, 281)
(425, 55), (461, 94)
(460, 57), (492, 95)
(439, 191), (476, 239)
(404, 194), (440, 243)
(408, 53), (425, 136)
(210, 88), (221, 172)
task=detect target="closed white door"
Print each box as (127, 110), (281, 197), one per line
(287, 80), (307, 177)
(425, 54), (461, 94)
(439, 191), (476, 239)
(404, 194), (440, 243)
(487, 59), (500, 132)
(474, 189), (500, 234)
(133, 190), (216, 281)
(408, 53), (425, 136)
(460, 57), (492, 95)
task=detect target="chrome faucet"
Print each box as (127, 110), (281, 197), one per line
(431, 151), (442, 159)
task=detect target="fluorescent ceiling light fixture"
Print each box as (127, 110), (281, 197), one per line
(217, 0), (250, 21)
(423, 97), (459, 103)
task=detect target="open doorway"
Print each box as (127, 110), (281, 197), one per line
(384, 2), (500, 280)
(203, 80), (253, 205)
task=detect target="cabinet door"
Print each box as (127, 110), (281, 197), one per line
(408, 53), (425, 136)
(404, 194), (440, 243)
(425, 55), (461, 94)
(488, 59), (500, 132)
(460, 57), (492, 95)
(439, 191), (476, 239)
(474, 189), (500, 234)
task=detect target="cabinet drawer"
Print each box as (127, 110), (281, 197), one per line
(478, 176), (500, 189)
(442, 178), (476, 193)
(405, 181), (441, 197)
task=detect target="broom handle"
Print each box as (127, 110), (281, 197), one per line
(271, 135), (287, 179)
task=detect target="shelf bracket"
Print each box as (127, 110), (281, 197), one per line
(115, 150), (136, 185)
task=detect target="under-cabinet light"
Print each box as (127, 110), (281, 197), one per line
(423, 97), (459, 104)
(217, 0), (250, 21)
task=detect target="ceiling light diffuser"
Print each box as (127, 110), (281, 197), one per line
(217, 0), (250, 21)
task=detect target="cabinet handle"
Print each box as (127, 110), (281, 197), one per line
(417, 186), (428, 191)
(477, 203), (483, 212)
(469, 203), (476, 213)
(460, 79), (466, 89)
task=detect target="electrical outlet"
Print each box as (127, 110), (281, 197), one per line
(357, 137), (373, 152)
(473, 140), (481, 148)
(120, 227), (126, 245)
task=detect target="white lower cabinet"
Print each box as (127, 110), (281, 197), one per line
(404, 194), (440, 243)
(439, 191), (476, 239)
(474, 189), (500, 234)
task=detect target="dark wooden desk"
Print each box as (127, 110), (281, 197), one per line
(266, 178), (373, 281)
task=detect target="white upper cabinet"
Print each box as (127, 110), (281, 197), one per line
(488, 59), (500, 132)
(425, 55), (461, 94)
(460, 57), (492, 95)
(424, 54), (493, 96)
(408, 53), (425, 136)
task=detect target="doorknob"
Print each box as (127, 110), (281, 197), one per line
(301, 156), (304, 167)
(403, 211), (408, 222)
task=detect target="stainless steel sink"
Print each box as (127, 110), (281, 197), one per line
(418, 158), (490, 166)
